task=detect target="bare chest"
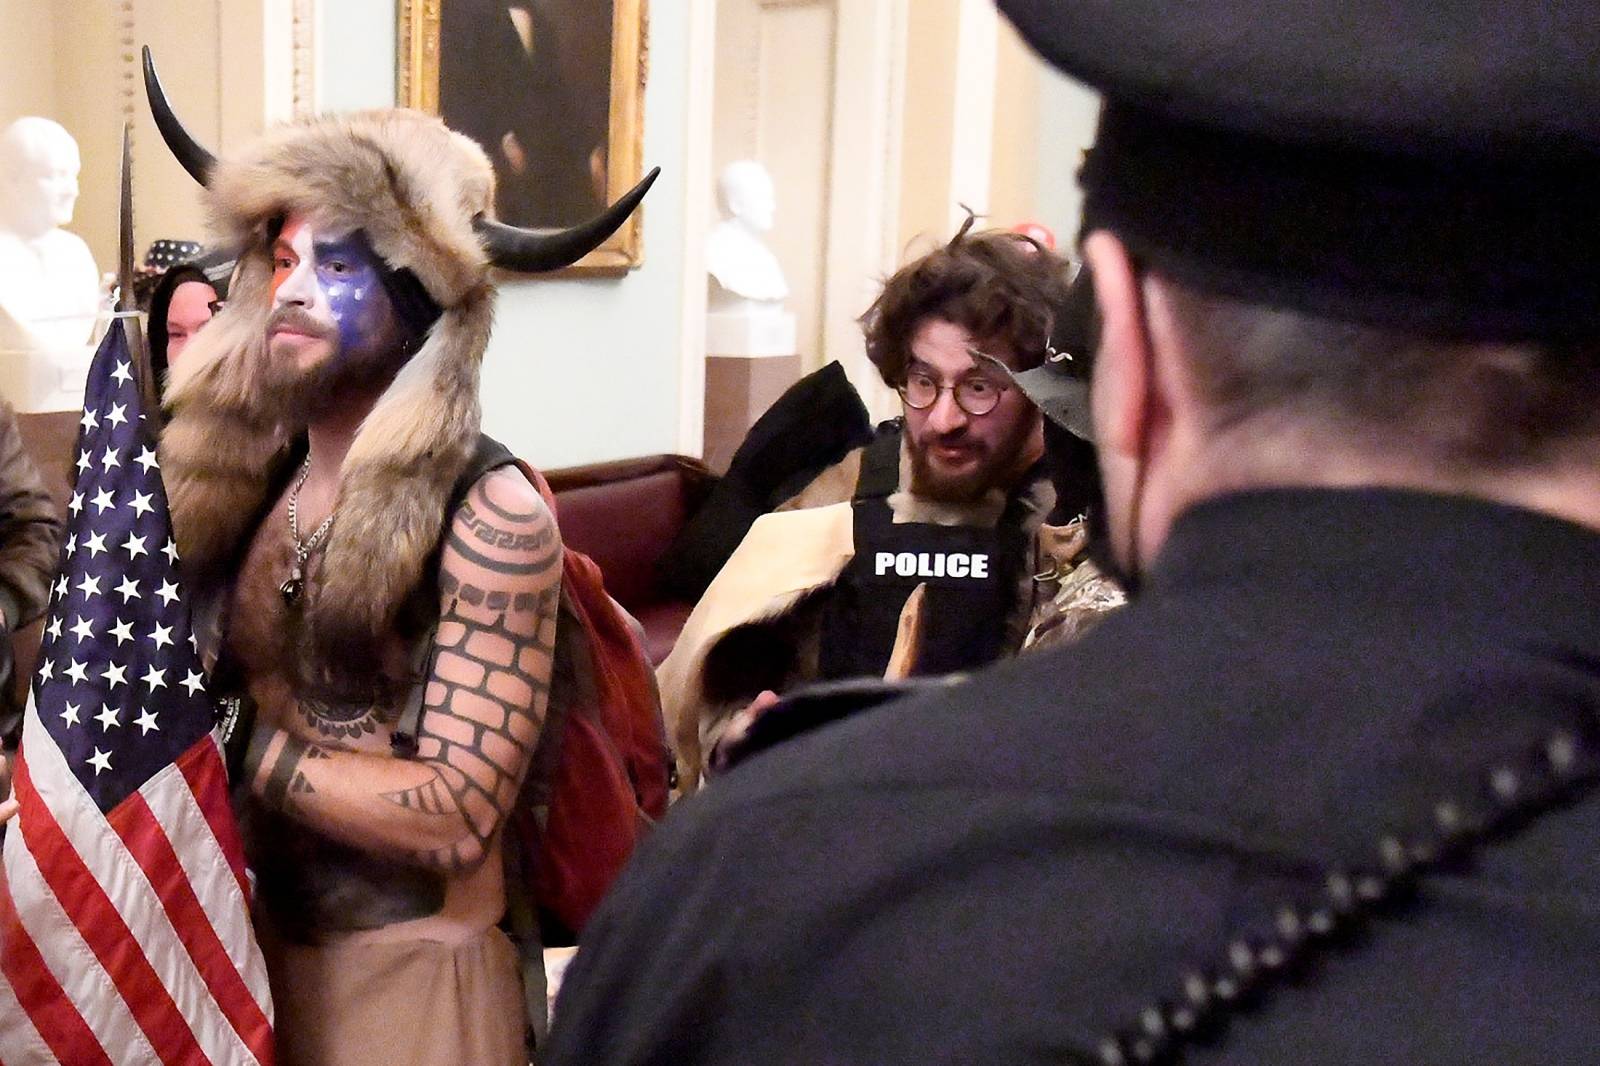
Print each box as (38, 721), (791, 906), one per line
(227, 504), (417, 752)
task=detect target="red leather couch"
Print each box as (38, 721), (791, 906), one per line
(544, 454), (714, 666)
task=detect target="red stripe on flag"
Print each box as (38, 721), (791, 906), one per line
(1, 752), (116, 1066)
(108, 781), (272, 1058)
(176, 741), (251, 904)
(12, 756), (206, 1066)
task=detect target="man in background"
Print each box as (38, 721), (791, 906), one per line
(659, 223), (1075, 788)
(545, 1), (1600, 1062)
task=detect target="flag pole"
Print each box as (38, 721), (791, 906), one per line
(116, 123), (161, 429)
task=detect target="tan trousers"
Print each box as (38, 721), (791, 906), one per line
(263, 925), (527, 1066)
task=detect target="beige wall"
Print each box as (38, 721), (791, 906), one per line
(0, 1), (57, 123)
(896, 0), (962, 255)
(987, 16), (1039, 233)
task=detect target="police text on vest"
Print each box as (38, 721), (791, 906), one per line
(874, 552), (990, 579)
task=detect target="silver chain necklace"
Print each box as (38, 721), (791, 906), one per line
(281, 455), (336, 606)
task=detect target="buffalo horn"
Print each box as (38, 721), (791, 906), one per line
(474, 167), (660, 273)
(142, 45), (215, 186)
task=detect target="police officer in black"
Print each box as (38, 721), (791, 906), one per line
(549, 2), (1600, 1062)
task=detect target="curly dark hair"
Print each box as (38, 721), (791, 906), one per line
(860, 218), (1075, 386)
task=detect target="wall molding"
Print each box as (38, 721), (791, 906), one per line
(291, 0), (318, 116)
(675, 0), (716, 457)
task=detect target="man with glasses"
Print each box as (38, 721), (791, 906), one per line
(659, 223), (1076, 789)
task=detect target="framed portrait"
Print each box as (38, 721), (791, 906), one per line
(399, 0), (649, 274)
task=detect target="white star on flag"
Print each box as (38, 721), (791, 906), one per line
(92, 488), (115, 514)
(134, 446), (158, 473)
(75, 573), (102, 599)
(80, 407), (99, 430)
(64, 533), (76, 558)
(60, 701), (80, 726)
(101, 446), (121, 471)
(116, 576), (141, 603)
(106, 403), (128, 429)
(134, 708), (160, 735)
(130, 490), (155, 517)
(156, 579), (180, 607)
(110, 617), (134, 645)
(45, 616), (62, 640)
(143, 665), (167, 691)
(86, 747), (112, 774)
(150, 622), (174, 651)
(95, 703), (120, 731)
(68, 616), (95, 642)
(68, 491), (83, 516)
(110, 359), (132, 385)
(182, 670), (205, 696)
(163, 539), (180, 565)
(84, 530), (108, 558)
(38, 659), (54, 683)
(123, 533), (148, 560)
(63, 659), (88, 684)
(76, 451), (93, 475)
(102, 662), (127, 690)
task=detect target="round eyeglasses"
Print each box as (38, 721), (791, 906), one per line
(898, 369), (1010, 417)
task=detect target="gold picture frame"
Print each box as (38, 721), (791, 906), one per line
(399, 0), (649, 275)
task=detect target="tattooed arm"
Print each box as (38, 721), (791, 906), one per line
(243, 467), (560, 875)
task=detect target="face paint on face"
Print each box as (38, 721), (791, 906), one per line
(262, 214), (416, 416)
(267, 214), (416, 409)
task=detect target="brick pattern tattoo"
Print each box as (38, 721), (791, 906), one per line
(377, 476), (561, 873)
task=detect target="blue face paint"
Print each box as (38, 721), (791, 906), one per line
(309, 230), (405, 362)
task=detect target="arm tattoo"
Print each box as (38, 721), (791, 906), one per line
(446, 497), (561, 575)
(296, 694), (397, 741)
(381, 476), (560, 873)
(261, 733), (329, 813)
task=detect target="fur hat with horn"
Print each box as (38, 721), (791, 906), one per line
(146, 47), (657, 681)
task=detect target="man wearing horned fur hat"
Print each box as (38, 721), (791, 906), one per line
(144, 53), (654, 1064)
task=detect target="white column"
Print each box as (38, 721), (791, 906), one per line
(676, 0), (718, 457)
(821, 0), (907, 415)
(944, 0), (996, 235)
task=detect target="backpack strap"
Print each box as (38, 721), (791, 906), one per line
(1094, 717), (1600, 1065)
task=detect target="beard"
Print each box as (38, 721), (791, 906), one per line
(906, 416), (1038, 504)
(908, 437), (1000, 502)
(261, 306), (407, 421)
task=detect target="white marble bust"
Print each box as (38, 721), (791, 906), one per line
(0, 118), (101, 410)
(706, 160), (789, 307)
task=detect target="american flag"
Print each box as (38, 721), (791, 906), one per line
(0, 321), (274, 1064)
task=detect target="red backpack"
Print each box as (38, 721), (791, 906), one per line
(518, 460), (670, 939)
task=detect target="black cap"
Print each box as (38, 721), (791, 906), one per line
(998, 0), (1600, 342)
(1012, 264), (1097, 440)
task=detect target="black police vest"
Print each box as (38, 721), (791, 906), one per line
(817, 423), (1032, 681)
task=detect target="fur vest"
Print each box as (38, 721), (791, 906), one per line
(159, 111), (497, 680)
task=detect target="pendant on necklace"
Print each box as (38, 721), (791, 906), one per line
(280, 565), (304, 606)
